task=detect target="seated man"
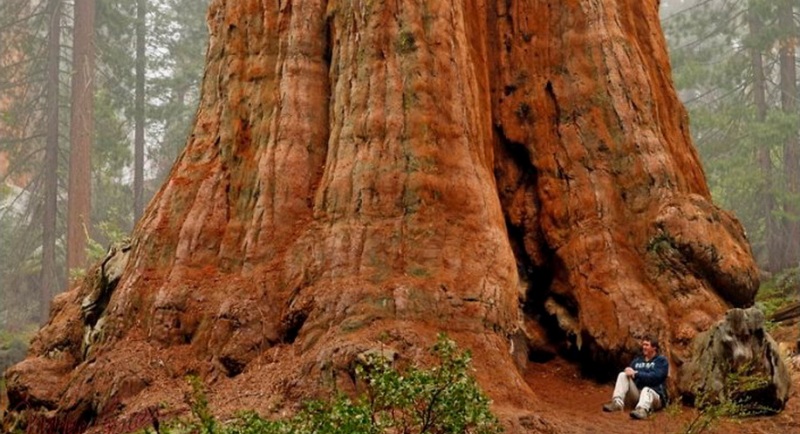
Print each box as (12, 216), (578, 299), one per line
(602, 336), (669, 419)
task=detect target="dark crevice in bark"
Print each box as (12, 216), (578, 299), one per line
(514, 240), (553, 314)
(313, 4), (334, 211)
(578, 339), (625, 382)
(544, 81), (561, 135)
(74, 406), (97, 434)
(526, 343), (557, 364)
(544, 287), (582, 357)
(220, 356), (245, 377)
(323, 7), (333, 71)
(83, 257), (124, 329)
(494, 125), (573, 361)
(280, 307), (309, 344)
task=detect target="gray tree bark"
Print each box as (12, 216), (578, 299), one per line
(778, 0), (799, 269)
(41, 0), (62, 321)
(134, 0), (146, 224)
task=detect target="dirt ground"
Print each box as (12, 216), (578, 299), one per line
(2, 322), (798, 434)
(518, 322), (799, 434)
(521, 357), (799, 434)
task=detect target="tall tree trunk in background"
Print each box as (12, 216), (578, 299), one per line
(133, 0), (146, 224)
(747, 3), (778, 270)
(40, 0), (62, 322)
(154, 86), (186, 185)
(7, 1), (759, 432)
(778, 0), (799, 269)
(66, 0), (95, 273)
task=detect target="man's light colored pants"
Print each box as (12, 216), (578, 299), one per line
(612, 372), (662, 411)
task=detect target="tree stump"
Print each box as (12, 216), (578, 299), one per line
(678, 307), (791, 413)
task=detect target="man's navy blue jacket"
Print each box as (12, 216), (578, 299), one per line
(630, 354), (669, 403)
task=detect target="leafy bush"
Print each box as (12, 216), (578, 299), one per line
(140, 334), (503, 434)
(0, 328), (34, 372)
(755, 266), (799, 328)
(682, 363), (772, 434)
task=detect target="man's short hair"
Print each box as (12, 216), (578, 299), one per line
(643, 335), (660, 351)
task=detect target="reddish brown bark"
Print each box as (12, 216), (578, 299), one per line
(66, 0), (95, 273)
(6, 1), (759, 432)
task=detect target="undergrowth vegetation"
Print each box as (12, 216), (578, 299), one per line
(755, 267), (799, 330)
(681, 364), (773, 434)
(0, 326), (36, 373)
(137, 334), (503, 434)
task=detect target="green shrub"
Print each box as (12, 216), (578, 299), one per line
(756, 266), (799, 319)
(682, 362), (772, 434)
(139, 334), (502, 434)
(0, 328), (34, 372)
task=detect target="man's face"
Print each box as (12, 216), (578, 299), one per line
(642, 340), (657, 359)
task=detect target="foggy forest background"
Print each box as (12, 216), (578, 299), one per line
(0, 0), (798, 368)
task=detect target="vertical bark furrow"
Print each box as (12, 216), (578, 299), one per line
(310, 1), (517, 330)
(259, 0), (329, 254)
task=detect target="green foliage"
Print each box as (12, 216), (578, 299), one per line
(0, 196), (44, 326)
(138, 335), (503, 434)
(0, 0), (210, 327)
(396, 29), (417, 54)
(661, 0), (800, 271)
(755, 266), (799, 320)
(682, 362), (773, 434)
(0, 326), (36, 372)
(188, 375), (219, 434)
(147, 0), (210, 185)
(0, 0), (58, 325)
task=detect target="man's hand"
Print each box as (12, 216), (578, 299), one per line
(624, 367), (636, 378)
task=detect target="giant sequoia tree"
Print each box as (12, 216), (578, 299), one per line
(6, 1), (759, 433)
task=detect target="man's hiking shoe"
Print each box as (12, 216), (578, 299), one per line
(602, 400), (623, 412)
(630, 407), (649, 419)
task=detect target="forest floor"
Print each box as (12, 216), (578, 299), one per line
(0, 322), (797, 434)
(515, 321), (799, 434)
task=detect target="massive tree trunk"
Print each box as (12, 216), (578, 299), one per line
(6, 1), (759, 432)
